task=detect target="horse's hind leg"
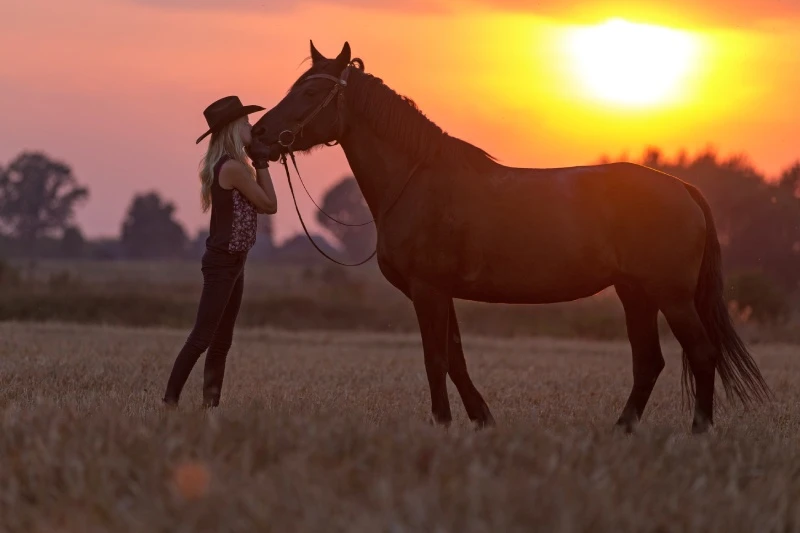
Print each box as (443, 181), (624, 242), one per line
(615, 283), (664, 433)
(446, 300), (495, 428)
(658, 296), (716, 434)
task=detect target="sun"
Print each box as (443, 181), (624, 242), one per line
(564, 18), (699, 107)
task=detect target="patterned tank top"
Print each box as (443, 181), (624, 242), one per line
(205, 155), (259, 254)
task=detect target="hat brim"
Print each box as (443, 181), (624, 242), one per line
(195, 104), (266, 144)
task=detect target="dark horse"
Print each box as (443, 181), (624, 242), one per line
(252, 41), (771, 434)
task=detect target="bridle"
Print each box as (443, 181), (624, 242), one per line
(275, 59), (360, 152)
(272, 58), (421, 267)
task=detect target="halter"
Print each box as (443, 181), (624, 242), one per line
(277, 60), (358, 151)
(275, 59), (422, 267)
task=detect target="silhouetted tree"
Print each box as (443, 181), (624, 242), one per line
(250, 215), (276, 260)
(316, 176), (375, 262)
(628, 147), (800, 291)
(87, 238), (122, 261)
(273, 233), (340, 264)
(0, 151), (89, 251)
(778, 162), (800, 198)
(188, 229), (210, 259)
(121, 192), (188, 259)
(60, 226), (86, 258)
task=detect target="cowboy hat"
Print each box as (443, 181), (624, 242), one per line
(196, 96), (265, 144)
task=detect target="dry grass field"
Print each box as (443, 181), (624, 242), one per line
(1, 321), (800, 532)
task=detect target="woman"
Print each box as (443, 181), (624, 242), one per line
(163, 95), (277, 408)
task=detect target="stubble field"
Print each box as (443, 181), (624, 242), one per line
(1, 321), (799, 532)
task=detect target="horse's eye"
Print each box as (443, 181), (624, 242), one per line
(303, 88), (318, 97)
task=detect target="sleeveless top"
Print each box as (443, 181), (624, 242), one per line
(205, 154), (259, 254)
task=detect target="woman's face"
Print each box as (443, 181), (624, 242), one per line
(239, 117), (253, 147)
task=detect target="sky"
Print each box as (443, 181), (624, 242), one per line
(1, 0), (799, 243)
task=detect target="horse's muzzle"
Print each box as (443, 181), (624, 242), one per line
(268, 144), (283, 162)
(250, 137), (284, 162)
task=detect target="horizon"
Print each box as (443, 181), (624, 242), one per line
(2, 0), (799, 243)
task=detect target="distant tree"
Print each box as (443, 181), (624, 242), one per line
(273, 233), (340, 264)
(0, 163), (3, 236)
(0, 151), (89, 249)
(60, 226), (86, 258)
(188, 228), (210, 259)
(726, 271), (790, 324)
(778, 161), (800, 198)
(87, 238), (123, 261)
(250, 215), (276, 260)
(629, 148), (800, 290)
(316, 176), (375, 262)
(120, 191), (188, 259)
(258, 215), (274, 246)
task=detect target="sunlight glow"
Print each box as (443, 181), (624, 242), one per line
(564, 18), (699, 107)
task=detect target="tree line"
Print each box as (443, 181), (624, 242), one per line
(0, 151), (352, 264)
(2, 148), (800, 295)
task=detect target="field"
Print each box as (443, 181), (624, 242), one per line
(2, 321), (799, 532)
(4, 258), (800, 344)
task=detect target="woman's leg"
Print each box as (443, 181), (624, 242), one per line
(162, 255), (242, 405)
(202, 270), (245, 407)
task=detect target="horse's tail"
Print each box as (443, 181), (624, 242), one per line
(682, 184), (773, 407)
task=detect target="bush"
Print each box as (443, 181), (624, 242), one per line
(725, 271), (790, 324)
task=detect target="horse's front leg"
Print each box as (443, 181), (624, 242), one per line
(409, 278), (452, 426)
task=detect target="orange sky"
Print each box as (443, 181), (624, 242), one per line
(2, 0), (799, 243)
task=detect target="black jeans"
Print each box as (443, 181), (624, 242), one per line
(163, 248), (247, 407)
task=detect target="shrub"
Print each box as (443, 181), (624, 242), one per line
(725, 271), (790, 324)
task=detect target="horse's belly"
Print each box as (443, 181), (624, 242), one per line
(451, 262), (614, 304)
(444, 232), (617, 303)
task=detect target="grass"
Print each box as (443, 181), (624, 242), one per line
(1, 322), (799, 531)
(7, 257), (797, 342)
(1, 258), (637, 339)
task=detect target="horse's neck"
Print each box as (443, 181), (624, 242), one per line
(340, 120), (413, 220)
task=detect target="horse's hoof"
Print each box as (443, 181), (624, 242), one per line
(472, 420), (492, 431)
(614, 417), (637, 435)
(428, 414), (452, 428)
(691, 419), (713, 435)
(202, 399), (220, 410)
(162, 398), (179, 410)
(474, 413), (496, 430)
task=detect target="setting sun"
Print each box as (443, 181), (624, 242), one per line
(564, 18), (699, 107)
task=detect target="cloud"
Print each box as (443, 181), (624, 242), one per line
(128, 0), (441, 14)
(512, 0), (800, 26)
(127, 0), (799, 27)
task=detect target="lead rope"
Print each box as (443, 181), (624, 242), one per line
(288, 151), (374, 227)
(280, 153), (377, 267)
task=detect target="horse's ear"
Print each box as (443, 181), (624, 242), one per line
(310, 40), (325, 64)
(334, 42), (351, 68)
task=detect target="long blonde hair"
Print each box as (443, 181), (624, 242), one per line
(198, 117), (254, 212)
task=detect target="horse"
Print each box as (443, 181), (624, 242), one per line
(251, 40), (771, 434)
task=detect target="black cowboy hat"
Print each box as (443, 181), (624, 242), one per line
(196, 96), (265, 144)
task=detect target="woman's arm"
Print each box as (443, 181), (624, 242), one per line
(254, 167), (277, 215)
(219, 160), (278, 214)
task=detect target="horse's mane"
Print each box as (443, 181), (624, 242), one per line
(344, 66), (498, 172)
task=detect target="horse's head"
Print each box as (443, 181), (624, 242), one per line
(252, 41), (355, 160)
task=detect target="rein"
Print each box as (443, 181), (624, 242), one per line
(278, 151), (421, 267)
(274, 59), (422, 267)
(279, 153), (376, 267)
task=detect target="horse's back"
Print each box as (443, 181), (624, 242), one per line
(470, 161), (708, 298)
(380, 160), (708, 303)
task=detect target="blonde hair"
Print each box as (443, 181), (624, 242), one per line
(198, 117), (254, 212)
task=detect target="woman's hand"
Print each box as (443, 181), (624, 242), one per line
(245, 141), (272, 169)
